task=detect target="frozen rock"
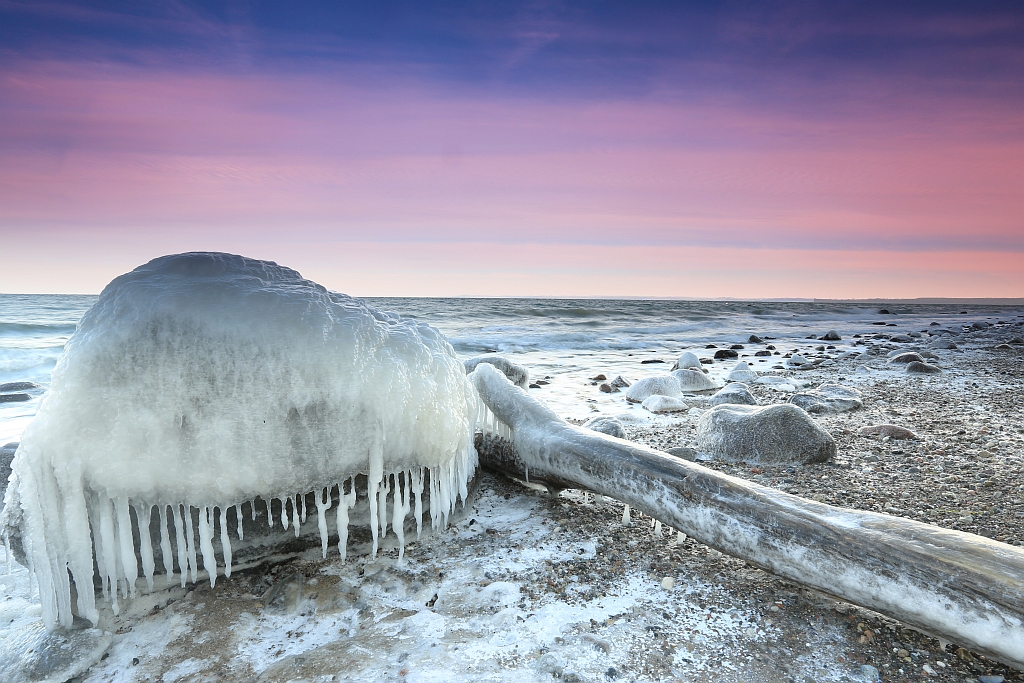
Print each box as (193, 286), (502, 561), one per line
(665, 446), (698, 461)
(714, 348), (739, 359)
(858, 424), (918, 440)
(754, 376), (800, 392)
(671, 368), (719, 392)
(726, 361), (758, 383)
(709, 383), (757, 406)
(610, 375), (631, 388)
(747, 335), (763, 343)
(906, 361), (941, 374)
(464, 356), (529, 389)
(624, 376), (681, 403)
(786, 354), (811, 368)
(641, 395), (689, 414)
(1, 252), (481, 630)
(671, 351), (702, 371)
(696, 404), (836, 464)
(0, 393), (30, 403)
(889, 334), (913, 343)
(583, 416), (626, 439)
(0, 621), (112, 683)
(889, 352), (923, 364)
(0, 382), (38, 392)
(822, 330), (841, 341)
(788, 384), (862, 414)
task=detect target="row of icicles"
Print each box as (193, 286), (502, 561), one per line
(86, 401), (512, 616)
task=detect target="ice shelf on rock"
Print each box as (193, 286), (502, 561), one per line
(0, 252), (496, 631)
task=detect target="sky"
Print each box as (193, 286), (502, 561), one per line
(1, 1), (1022, 298)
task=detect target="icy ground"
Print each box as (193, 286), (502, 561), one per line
(2, 473), (876, 683)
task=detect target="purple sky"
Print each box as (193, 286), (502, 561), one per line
(1, 2), (1022, 297)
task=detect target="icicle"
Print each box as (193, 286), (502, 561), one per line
(171, 504), (188, 588)
(336, 479), (356, 562)
(250, 499), (257, 521)
(3, 531), (11, 575)
(525, 465), (529, 482)
(369, 479), (380, 557)
(265, 497), (273, 527)
(379, 475), (391, 540)
(675, 531), (687, 546)
(280, 497), (289, 531)
(393, 473), (411, 562)
(135, 503), (156, 591)
(158, 505), (175, 586)
(411, 468), (424, 539)
(115, 498), (138, 598)
(290, 494), (301, 537)
(198, 505), (217, 587)
(235, 504), (244, 541)
(653, 520), (663, 537)
(97, 499), (120, 614)
(298, 493), (307, 524)
(184, 505), (198, 585)
(315, 487), (330, 558)
(622, 505), (631, 526)
(219, 507), (232, 579)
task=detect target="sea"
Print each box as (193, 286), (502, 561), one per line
(2, 294), (1022, 445)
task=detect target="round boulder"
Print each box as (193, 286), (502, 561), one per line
(906, 361), (941, 374)
(822, 330), (841, 341)
(889, 352), (924, 364)
(583, 416), (627, 439)
(726, 361), (758, 383)
(671, 351), (702, 371)
(696, 404), (836, 464)
(671, 368), (719, 392)
(709, 383), (757, 406)
(788, 384), (863, 414)
(625, 376), (681, 403)
(642, 395), (689, 414)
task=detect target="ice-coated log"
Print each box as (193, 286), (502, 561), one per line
(0, 252), (480, 630)
(469, 363), (1024, 669)
(463, 356), (530, 389)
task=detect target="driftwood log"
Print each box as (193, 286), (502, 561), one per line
(469, 363), (1024, 669)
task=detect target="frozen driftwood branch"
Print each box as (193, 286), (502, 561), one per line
(469, 363), (1024, 669)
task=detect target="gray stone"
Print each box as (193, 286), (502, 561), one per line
(671, 351), (702, 371)
(696, 404), (836, 464)
(889, 352), (923, 364)
(709, 383), (757, 406)
(786, 354), (811, 368)
(0, 382), (38, 392)
(822, 330), (841, 341)
(906, 361), (941, 374)
(858, 424), (918, 440)
(0, 394), (30, 403)
(625, 376), (681, 403)
(598, 383), (616, 393)
(610, 375), (631, 388)
(671, 368), (719, 392)
(714, 349), (739, 359)
(641, 395), (689, 414)
(889, 334), (913, 343)
(726, 361), (758, 382)
(788, 384), (862, 414)
(0, 621), (111, 683)
(583, 416), (627, 439)
(855, 664), (880, 682)
(464, 356), (529, 389)
(747, 335), (763, 343)
(665, 446), (698, 461)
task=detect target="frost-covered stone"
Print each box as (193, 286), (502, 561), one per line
(641, 395), (689, 414)
(788, 384), (862, 414)
(889, 352), (923, 364)
(464, 356), (529, 389)
(906, 361), (941, 374)
(822, 330), (841, 341)
(0, 252), (482, 630)
(726, 361), (758, 383)
(671, 368), (719, 392)
(583, 416), (626, 439)
(624, 376), (682, 403)
(786, 354), (812, 368)
(709, 383), (757, 406)
(696, 404), (836, 464)
(671, 351), (702, 371)
(858, 424), (918, 440)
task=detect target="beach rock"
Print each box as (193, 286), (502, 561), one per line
(754, 350), (772, 357)
(822, 330), (841, 341)
(0, 382), (38, 393)
(713, 349), (738, 360)
(730, 344), (744, 350)
(696, 404), (836, 464)
(610, 375), (630, 388)
(788, 384), (862, 414)
(709, 383), (757, 406)
(665, 446), (698, 461)
(583, 417), (626, 439)
(971, 321), (990, 330)
(464, 356), (529, 389)
(663, 446), (696, 462)
(671, 368), (719, 392)
(858, 424), (918, 440)
(640, 359), (665, 364)
(590, 374), (607, 381)
(994, 343), (1015, 351)
(726, 361), (758, 383)
(747, 335), (763, 343)
(625, 376), (681, 403)
(755, 376), (801, 392)
(0, 394), (30, 403)
(0, 621), (112, 683)
(642, 395), (689, 414)
(931, 340), (958, 350)
(889, 334), (913, 343)
(889, 352), (924, 364)
(671, 352), (702, 371)
(786, 354), (811, 368)
(598, 383), (616, 393)
(906, 361), (941, 374)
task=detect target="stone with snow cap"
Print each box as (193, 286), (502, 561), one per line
(582, 416), (626, 439)
(670, 351), (702, 371)
(624, 376), (682, 403)
(788, 384), (862, 414)
(709, 383), (757, 406)
(464, 355), (529, 389)
(0, 252), (484, 631)
(671, 368), (719, 392)
(726, 361), (758, 383)
(641, 395), (689, 413)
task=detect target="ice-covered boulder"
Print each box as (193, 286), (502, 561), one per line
(624, 376), (681, 403)
(464, 356), (529, 389)
(0, 252), (482, 630)
(906, 361), (941, 374)
(709, 383), (757, 406)
(786, 354), (812, 368)
(696, 404), (836, 464)
(788, 384), (862, 414)
(726, 361), (758, 383)
(671, 368), (719, 392)
(641, 395), (689, 414)
(582, 416), (626, 439)
(671, 351), (702, 371)
(889, 352), (923, 364)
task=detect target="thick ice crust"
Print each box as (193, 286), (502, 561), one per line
(2, 253), (480, 629)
